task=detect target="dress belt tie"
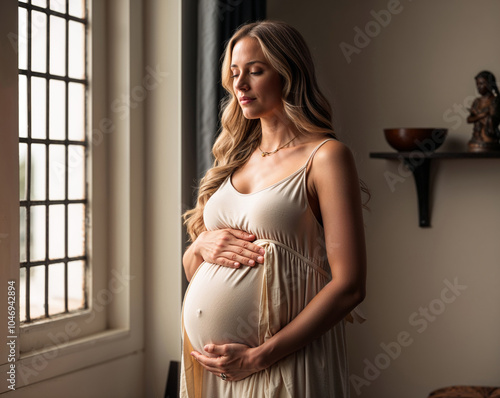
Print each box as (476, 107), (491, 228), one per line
(253, 238), (366, 324)
(253, 238), (330, 278)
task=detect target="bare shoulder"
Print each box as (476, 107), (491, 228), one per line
(308, 139), (359, 194)
(310, 139), (355, 170)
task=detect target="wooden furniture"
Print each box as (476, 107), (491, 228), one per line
(370, 151), (500, 227)
(428, 385), (500, 397)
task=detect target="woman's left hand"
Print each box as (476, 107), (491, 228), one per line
(191, 343), (263, 382)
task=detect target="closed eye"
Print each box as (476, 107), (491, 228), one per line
(230, 71), (263, 78)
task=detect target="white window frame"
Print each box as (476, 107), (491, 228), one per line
(0, 0), (145, 391)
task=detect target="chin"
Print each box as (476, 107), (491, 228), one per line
(241, 111), (261, 120)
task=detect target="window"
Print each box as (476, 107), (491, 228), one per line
(1, 0), (148, 392)
(18, 0), (88, 323)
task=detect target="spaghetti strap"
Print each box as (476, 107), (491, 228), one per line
(305, 138), (337, 169)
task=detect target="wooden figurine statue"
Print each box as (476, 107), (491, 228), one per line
(467, 70), (500, 152)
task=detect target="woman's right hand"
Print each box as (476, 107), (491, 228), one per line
(183, 229), (266, 281)
(194, 229), (265, 269)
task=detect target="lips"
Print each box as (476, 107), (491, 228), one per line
(239, 96), (255, 105)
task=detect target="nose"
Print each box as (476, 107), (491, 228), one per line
(234, 73), (249, 92)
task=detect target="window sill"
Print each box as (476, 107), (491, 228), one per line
(1, 327), (140, 393)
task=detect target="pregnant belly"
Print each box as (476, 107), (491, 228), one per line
(182, 261), (264, 355)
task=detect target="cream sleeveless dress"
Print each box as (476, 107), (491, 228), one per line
(180, 139), (363, 398)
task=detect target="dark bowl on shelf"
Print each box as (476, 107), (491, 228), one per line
(384, 128), (448, 152)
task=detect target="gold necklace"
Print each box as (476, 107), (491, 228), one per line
(259, 137), (296, 157)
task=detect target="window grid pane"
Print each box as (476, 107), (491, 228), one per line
(18, 0), (88, 323)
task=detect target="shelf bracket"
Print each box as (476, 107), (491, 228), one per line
(402, 157), (431, 227)
(371, 151), (500, 228)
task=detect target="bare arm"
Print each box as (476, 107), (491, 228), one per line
(193, 141), (367, 379)
(183, 229), (267, 281)
(182, 243), (205, 282)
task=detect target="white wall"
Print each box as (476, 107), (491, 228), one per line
(268, 1), (500, 397)
(143, 0), (183, 396)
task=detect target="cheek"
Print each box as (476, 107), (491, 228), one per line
(255, 77), (282, 105)
(268, 78), (283, 104)
(268, 88), (283, 109)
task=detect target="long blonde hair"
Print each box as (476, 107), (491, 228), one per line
(184, 21), (365, 242)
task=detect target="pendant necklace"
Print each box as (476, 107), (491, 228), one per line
(259, 137), (296, 157)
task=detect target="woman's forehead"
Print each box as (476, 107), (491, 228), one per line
(231, 37), (266, 66)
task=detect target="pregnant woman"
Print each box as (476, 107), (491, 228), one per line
(181, 21), (367, 397)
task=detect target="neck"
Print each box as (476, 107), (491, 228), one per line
(259, 112), (300, 151)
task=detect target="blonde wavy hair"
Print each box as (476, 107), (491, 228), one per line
(184, 20), (368, 242)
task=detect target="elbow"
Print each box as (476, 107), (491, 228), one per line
(354, 286), (366, 306)
(332, 274), (366, 308)
(182, 261), (193, 282)
(182, 253), (193, 282)
(353, 265), (367, 305)
(344, 281), (366, 308)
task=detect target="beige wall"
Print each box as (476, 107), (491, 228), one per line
(268, 1), (500, 397)
(6, 354), (143, 398)
(143, 0), (183, 396)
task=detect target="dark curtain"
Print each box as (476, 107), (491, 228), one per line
(196, 0), (266, 180)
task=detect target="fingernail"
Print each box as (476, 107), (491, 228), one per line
(234, 262), (240, 268)
(257, 256), (264, 262)
(259, 249), (265, 255)
(249, 260), (255, 266)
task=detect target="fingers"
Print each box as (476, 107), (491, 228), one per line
(212, 255), (246, 269)
(225, 245), (265, 267)
(227, 229), (256, 241)
(191, 344), (254, 382)
(211, 248), (259, 269)
(226, 229), (267, 255)
(199, 229), (266, 268)
(191, 349), (226, 374)
(204, 343), (227, 356)
(215, 230), (266, 268)
(227, 230), (266, 256)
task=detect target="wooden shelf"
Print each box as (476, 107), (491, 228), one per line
(370, 151), (500, 159)
(370, 151), (500, 227)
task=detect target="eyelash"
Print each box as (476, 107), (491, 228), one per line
(230, 71), (263, 78)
